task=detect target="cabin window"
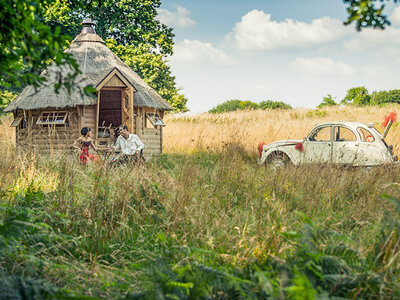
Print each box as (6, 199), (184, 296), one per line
(146, 113), (165, 128)
(124, 94), (130, 111)
(36, 111), (69, 126)
(10, 116), (23, 127)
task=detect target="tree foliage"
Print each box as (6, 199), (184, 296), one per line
(343, 0), (399, 30)
(44, 0), (174, 55)
(107, 40), (187, 112)
(0, 0), (79, 94)
(0, 90), (16, 113)
(371, 89), (400, 105)
(341, 86), (371, 105)
(340, 87), (400, 106)
(44, 0), (187, 111)
(318, 94), (337, 108)
(259, 100), (292, 110)
(209, 99), (291, 113)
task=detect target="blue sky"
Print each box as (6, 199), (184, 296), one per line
(158, 0), (400, 112)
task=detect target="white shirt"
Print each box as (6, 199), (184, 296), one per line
(113, 134), (144, 155)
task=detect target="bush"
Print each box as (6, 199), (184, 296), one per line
(341, 87), (370, 105)
(259, 100), (292, 110)
(317, 94), (337, 108)
(209, 99), (291, 113)
(371, 89), (400, 105)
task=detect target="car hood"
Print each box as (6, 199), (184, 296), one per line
(263, 140), (303, 149)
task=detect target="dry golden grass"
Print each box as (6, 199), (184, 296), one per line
(163, 105), (400, 154)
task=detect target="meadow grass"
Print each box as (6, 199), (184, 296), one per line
(0, 106), (400, 298)
(163, 105), (400, 154)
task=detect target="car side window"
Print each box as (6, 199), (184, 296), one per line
(357, 127), (375, 142)
(309, 126), (331, 142)
(335, 126), (357, 142)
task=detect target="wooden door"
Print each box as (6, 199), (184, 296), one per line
(99, 90), (121, 128)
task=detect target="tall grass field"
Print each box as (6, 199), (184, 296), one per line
(1, 106), (400, 299)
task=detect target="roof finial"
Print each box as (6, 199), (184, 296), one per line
(81, 18), (96, 34)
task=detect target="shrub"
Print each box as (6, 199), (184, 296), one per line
(259, 100), (292, 110)
(341, 87), (370, 105)
(317, 94), (337, 108)
(209, 99), (291, 113)
(371, 89), (400, 105)
(209, 100), (258, 113)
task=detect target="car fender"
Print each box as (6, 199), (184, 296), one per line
(354, 144), (394, 166)
(258, 146), (301, 165)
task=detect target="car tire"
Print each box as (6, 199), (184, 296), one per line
(267, 153), (289, 170)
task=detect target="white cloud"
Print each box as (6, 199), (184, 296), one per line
(171, 39), (232, 66)
(230, 10), (351, 50)
(391, 6), (400, 25)
(345, 27), (400, 51)
(290, 57), (355, 77)
(157, 6), (196, 29)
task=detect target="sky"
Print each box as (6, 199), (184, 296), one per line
(157, 0), (400, 112)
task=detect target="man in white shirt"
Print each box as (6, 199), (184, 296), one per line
(110, 125), (145, 164)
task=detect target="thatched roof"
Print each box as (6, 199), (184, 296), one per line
(5, 30), (173, 112)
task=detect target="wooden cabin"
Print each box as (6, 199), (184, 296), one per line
(5, 19), (173, 160)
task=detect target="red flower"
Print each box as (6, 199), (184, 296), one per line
(382, 111), (397, 128)
(258, 142), (265, 157)
(295, 142), (304, 152)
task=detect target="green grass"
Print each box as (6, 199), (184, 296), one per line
(1, 147), (400, 298)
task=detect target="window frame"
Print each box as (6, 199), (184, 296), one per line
(146, 113), (166, 128)
(10, 115), (23, 127)
(36, 111), (69, 126)
(334, 126), (357, 142)
(357, 127), (375, 143)
(308, 125), (332, 142)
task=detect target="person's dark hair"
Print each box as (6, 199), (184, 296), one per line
(118, 125), (128, 131)
(81, 127), (91, 136)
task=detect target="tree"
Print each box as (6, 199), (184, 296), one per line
(344, 0), (399, 30)
(44, 0), (174, 55)
(208, 99), (291, 113)
(0, 0), (79, 96)
(44, 0), (187, 111)
(341, 87), (371, 105)
(107, 41), (187, 112)
(317, 95), (337, 108)
(259, 100), (292, 110)
(370, 89), (400, 105)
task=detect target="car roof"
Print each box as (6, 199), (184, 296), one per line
(314, 121), (371, 129)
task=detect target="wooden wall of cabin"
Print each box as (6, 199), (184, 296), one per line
(134, 107), (163, 160)
(14, 107), (80, 152)
(80, 105), (97, 133)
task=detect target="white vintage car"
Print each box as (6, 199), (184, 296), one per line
(258, 121), (398, 168)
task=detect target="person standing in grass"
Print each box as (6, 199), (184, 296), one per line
(72, 127), (100, 165)
(109, 125), (145, 165)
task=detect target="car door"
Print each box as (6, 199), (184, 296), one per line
(302, 125), (333, 164)
(332, 126), (359, 165)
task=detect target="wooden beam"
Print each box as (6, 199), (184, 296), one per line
(129, 86), (134, 133)
(95, 68), (137, 92)
(96, 91), (100, 145)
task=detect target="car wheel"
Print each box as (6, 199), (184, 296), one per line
(267, 153), (289, 170)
